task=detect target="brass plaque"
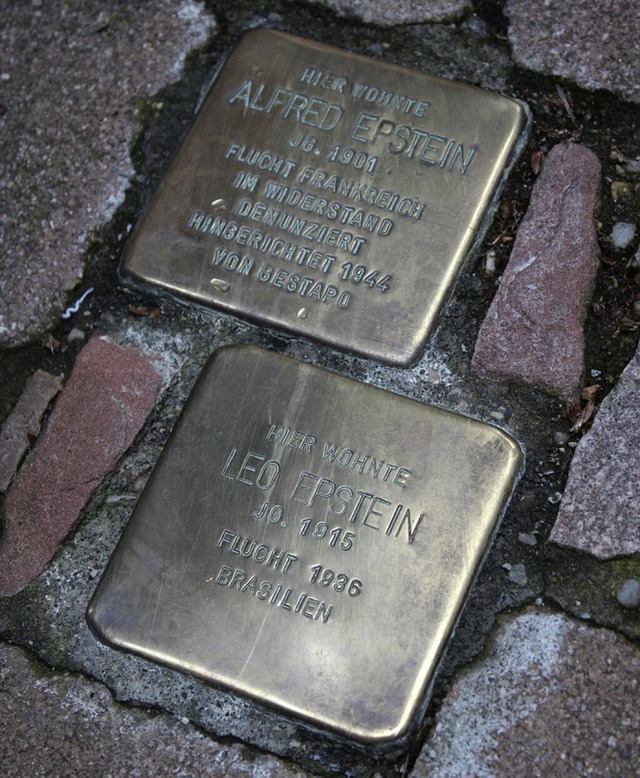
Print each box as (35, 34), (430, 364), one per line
(87, 346), (522, 742)
(120, 30), (529, 366)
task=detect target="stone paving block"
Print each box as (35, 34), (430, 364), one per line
(0, 642), (313, 778)
(0, 0), (216, 347)
(309, 0), (470, 25)
(472, 142), (601, 398)
(0, 337), (164, 597)
(412, 609), (640, 777)
(506, 0), (640, 104)
(550, 342), (640, 559)
(0, 370), (62, 492)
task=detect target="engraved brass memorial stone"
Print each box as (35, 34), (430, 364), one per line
(121, 30), (529, 365)
(88, 346), (523, 742)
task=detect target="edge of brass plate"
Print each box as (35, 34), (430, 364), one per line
(120, 30), (531, 366)
(87, 345), (523, 743)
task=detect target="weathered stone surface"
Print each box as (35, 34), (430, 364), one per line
(506, 0), (640, 104)
(472, 142), (601, 397)
(0, 642), (313, 778)
(309, 0), (470, 25)
(412, 609), (640, 777)
(550, 343), (640, 558)
(0, 337), (164, 597)
(0, 370), (62, 492)
(0, 1), (216, 347)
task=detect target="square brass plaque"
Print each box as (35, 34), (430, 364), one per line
(120, 30), (529, 365)
(87, 346), (522, 742)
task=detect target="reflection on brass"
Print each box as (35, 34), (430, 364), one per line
(87, 346), (522, 742)
(120, 30), (529, 366)
(210, 277), (230, 292)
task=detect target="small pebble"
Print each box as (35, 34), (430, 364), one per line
(625, 156), (640, 173)
(611, 181), (633, 201)
(631, 247), (640, 269)
(548, 491), (562, 504)
(611, 222), (636, 249)
(553, 431), (569, 445)
(518, 532), (537, 547)
(367, 43), (385, 56)
(616, 579), (640, 609)
(67, 328), (86, 343)
(508, 563), (528, 586)
(105, 494), (137, 504)
(485, 250), (497, 276)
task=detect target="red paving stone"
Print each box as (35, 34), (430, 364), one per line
(0, 337), (163, 597)
(472, 142), (601, 398)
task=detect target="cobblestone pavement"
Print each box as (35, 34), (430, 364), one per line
(1, 1), (639, 776)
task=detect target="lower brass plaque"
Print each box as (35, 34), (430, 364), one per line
(88, 346), (522, 742)
(120, 30), (529, 365)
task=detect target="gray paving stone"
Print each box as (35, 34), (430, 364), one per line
(0, 641), (313, 778)
(0, 337), (165, 597)
(472, 142), (601, 398)
(0, 369), (62, 492)
(412, 609), (640, 777)
(309, 0), (470, 25)
(0, 0), (216, 347)
(550, 341), (640, 559)
(506, 0), (640, 104)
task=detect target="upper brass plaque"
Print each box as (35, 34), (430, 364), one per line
(120, 30), (529, 365)
(88, 346), (522, 742)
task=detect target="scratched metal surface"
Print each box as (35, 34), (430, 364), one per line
(87, 345), (522, 743)
(120, 29), (529, 366)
